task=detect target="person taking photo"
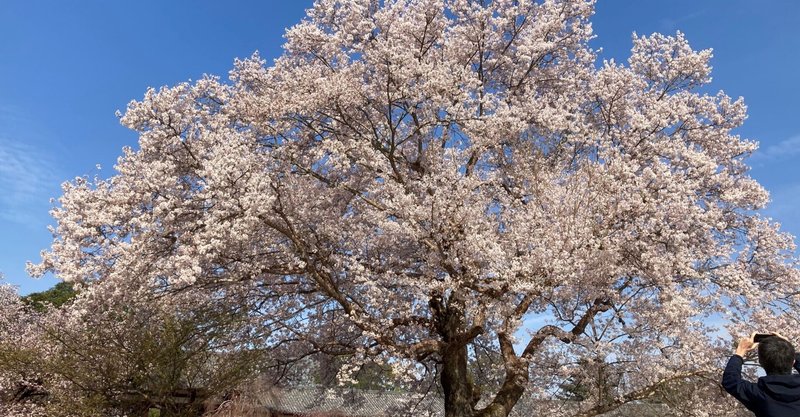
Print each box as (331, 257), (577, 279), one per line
(722, 333), (800, 416)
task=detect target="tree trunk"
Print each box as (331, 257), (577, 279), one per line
(432, 293), (478, 417)
(442, 341), (476, 417)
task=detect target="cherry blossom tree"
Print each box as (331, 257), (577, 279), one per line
(0, 278), (48, 417)
(0, 278), (25, 398)
(31, 0), (800, 416)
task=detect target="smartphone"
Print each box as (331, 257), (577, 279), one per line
(753, 333), (775, 343)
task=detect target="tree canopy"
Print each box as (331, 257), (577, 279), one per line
(21, 282), (76, 312)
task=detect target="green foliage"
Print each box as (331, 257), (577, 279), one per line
(43, 300), (262, 416)
(21, 282), (77, 312)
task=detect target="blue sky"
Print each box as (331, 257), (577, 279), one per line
(1, 1), (798, 295)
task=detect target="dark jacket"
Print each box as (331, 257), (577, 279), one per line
(722, 353), (800, 416)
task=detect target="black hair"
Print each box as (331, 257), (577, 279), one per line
(758, 337), (796, 375)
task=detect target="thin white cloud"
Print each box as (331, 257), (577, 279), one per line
(752, 135), (800, 162)
(762, 183), (800, 240)
(0, 139), (59, 224)
(659, 9), (707, 32)
(0, 108), (61, 225)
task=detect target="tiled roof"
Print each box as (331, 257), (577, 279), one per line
(262, 387), (681, 417)
(263, 387), (442, 416)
